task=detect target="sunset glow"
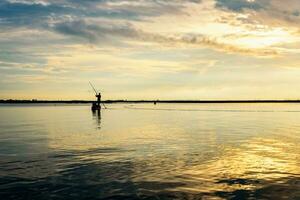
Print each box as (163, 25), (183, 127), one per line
(1, 0), (300, 100)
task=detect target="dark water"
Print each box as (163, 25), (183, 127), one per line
(0, 103), (299, 200)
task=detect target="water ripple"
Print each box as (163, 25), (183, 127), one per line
(0, 104), (299, 199)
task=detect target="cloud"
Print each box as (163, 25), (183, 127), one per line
(0, 0), (293, 56)
(53, 19), (140, 43)
(215, 0), (265, 11)
(0, 1), (71, 27)
(0, 0), (202, 28)
(146, 33), (278, 56)
(51, 19), (278, 56)
(215, 0), (300, 28)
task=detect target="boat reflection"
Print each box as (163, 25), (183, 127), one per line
(92, 109), (101, 129)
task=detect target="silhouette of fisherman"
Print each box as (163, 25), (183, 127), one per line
(92, 92), (101, 110)
(96, 92), (101, 107)
(90, 82), (103, 110)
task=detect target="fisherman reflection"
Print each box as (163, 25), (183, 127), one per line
(92, 109), (101, 129)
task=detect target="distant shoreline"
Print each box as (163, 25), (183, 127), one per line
(1, 100), (300, 104)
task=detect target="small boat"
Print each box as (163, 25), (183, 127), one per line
(91, 102), (101, 111)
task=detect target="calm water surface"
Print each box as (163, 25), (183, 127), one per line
(0, 103), (299, 199)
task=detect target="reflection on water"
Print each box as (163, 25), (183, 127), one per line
(92, 109), (101, 129)
(0, 103), (299, 199)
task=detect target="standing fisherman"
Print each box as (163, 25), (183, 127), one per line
(96, 92), (101, 108)
(90, 82), (102, 110)
(90, 82), (107, 110)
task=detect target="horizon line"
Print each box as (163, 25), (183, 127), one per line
(2, 99), (300, 104)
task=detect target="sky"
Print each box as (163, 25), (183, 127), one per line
(1, 0), (300, 100)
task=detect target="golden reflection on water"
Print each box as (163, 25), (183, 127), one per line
(1, 104), (299, 199)
(43, 105), (299, 182)
(174, 136), (300, 197)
